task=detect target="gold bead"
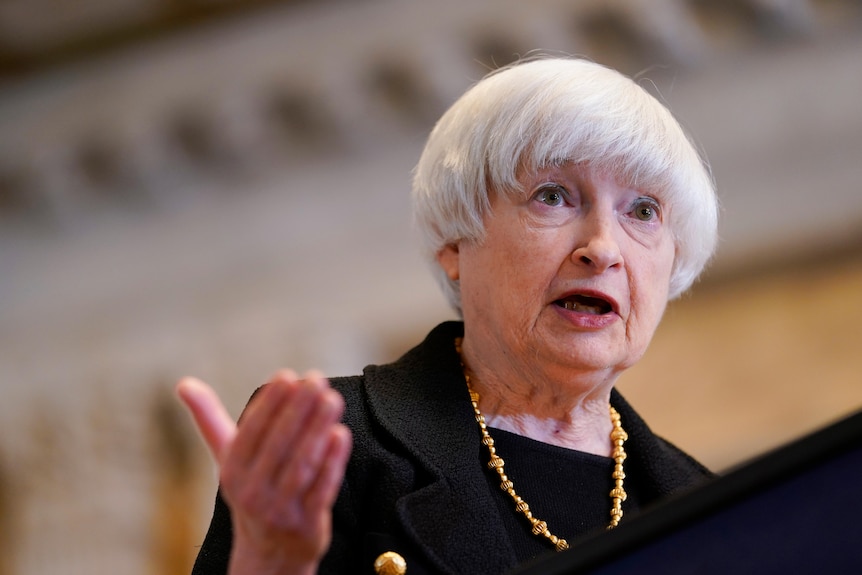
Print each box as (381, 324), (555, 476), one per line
(610, 487), (627, 500)
(516, 501), (529, 513)
(374, 551), (407, 575)
(556, 539), (569, 551)
(532, 520), (547, 535)
(501, 480), (513, 490)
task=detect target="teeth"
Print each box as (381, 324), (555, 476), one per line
(562, 300), (603, 314)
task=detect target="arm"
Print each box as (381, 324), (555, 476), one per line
(177, 371), (353, 575)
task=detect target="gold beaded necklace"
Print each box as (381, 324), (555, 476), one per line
(455, 338), (628, 552)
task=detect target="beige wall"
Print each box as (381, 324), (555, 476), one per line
(618, 255), (862, 471)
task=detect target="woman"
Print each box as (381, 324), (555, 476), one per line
(178, 57), (719, 575)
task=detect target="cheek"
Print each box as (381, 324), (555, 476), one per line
(631, 241), (674, 323)
(626, 284), (668, 362)
(657, 242), (676, 293)
(465, 243), (558, 323)
(506, 243), (570, 304)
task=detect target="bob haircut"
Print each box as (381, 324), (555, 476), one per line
(412, 57), (719, 314)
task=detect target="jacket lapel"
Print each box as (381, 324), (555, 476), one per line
(363, 322), (518, 574)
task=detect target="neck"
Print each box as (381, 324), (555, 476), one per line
(484, 410), (614, 457)
(458, 338), (619, 457)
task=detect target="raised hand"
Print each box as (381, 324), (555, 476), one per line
(177, 370), (352, 575)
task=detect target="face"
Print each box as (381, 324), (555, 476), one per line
(438, 163), (675, 383)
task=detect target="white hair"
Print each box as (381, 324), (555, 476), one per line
(412, 57), (719, 314)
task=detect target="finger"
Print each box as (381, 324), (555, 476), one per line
(237, 369), (298, 424)
(274, 387), (345, 496)
(302, 369), (329, 390)
(176, 377), (237, 464)
(303, 424), (352, 516)
(228, 373), (299, 469)
(249, 378), (330, 484)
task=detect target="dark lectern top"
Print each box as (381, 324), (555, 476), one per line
(509, 408), (862, 575)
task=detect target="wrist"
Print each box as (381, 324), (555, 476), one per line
(228, 539), (319, 575)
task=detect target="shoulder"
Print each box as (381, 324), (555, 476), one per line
(329, 320), (466, 423)
(326, 320), (469, 473)
(611, 389), (715, 499)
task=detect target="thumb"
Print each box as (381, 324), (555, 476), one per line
(176, 376), (237, 465)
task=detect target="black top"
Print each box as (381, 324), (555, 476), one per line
(191, 321), (713, 575)
(486, 428), (644, 564)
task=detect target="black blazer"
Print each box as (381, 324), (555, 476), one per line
(192, 321), (713, 575)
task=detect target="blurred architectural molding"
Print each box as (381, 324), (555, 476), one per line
(1, 0), (859, 230)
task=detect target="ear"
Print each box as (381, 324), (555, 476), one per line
(436, 243), (461, 281)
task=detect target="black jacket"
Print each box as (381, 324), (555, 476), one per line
(192, 321), (713, 575)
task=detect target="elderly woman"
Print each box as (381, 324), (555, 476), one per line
(178, 56), (719, 575)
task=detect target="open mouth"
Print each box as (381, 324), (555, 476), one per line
(554, 294), (613, 315)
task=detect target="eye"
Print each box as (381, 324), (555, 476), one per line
(631, 197), (661, 222)
(534, 185), (569, 207)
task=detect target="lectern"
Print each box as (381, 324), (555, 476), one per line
(510, 409), (862, 574)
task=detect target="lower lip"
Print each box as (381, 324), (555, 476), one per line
(553, 305), (620, 329)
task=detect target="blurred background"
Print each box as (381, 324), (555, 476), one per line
(0, 0), (860, 573)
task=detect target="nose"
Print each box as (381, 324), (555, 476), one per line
(571, 214), (623, 273)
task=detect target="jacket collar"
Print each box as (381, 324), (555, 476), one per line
(362, 321), (518, 574)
